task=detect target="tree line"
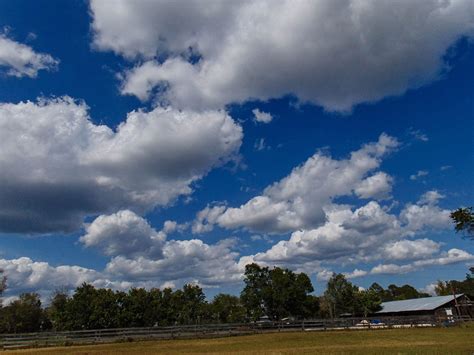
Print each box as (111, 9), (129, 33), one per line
(1, 263), (472, 334)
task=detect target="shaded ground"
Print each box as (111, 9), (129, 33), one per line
(10, 324), (474, 354)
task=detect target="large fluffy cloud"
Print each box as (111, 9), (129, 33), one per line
(83, 210), (245, 286)
(90, 0), (474, 111)
(252, 202), (401, 265)
(381, 239), (441, 261)
(0, 97), (242, 233)
(249, 197), (462, 274)
(0, 34), (58, 77)
(0, 257), (99, 295)
(105, 239), (244, 287)
(80, 210), (166, 258)
(400, 201), (451, 233)
(193, 134), (398, 234)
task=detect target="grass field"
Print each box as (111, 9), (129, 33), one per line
(11, 325), (474, 354)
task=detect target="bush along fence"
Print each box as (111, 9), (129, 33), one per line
(0, 315), (471, 351)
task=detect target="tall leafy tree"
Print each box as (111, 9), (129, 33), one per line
(1, 293), (49, 333)
(210, 294), (246, 323)
(89, 288), (122, 329)
(318, 294), (333, 318)
(119, 288), (151, 327)
(435, 271), (474, 297)
(301, 295), (320, 319)
(368, 282), (390, 302)
(323, 273), (358, 318)
(386, 284), (430, 301)
(241, 263), (269, 321)
(272, 269), (314, 320)
(66, 283), (98, 330)
(47, 289), (71, 331)
(160, 287), (177, 325)
(355, 289), (382, 317)
(146, 288), (165, 326)
(324, 279), (382, 317)
(450, 207), (473, 279)
(369, 283), (430, 302)
(451, 207), (474, 238)
(241, 263), (314, 321)
(180, 284), (207, 325)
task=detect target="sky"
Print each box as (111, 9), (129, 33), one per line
(0, 0), (473, 302)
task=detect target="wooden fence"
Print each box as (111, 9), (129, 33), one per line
(0, 315), (471, 351)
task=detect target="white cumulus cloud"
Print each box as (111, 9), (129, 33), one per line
(0, 257), (99, 295)
(382, 239), (441, 261)
(80, 210), (167, 258)
(194, 134), (398, 234)
(249, 191), (453, 270)
(371, 248), (474, 275)
(90, 0), (474, 111)
(0, 97), (242, 233)
(82, 210), (245, 286)
(0, 34), (58, 78)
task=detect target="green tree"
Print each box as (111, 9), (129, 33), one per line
(450, 207), (473, 279)
(1, 293), (48, 333)
(368, 282), (391, 302)
(89, 288), (122, 329)
(435, 272), (474, 297)
(323, 273), (359, 318)
(119, 288), (151, 327)
(355, 289), (382, 317)
(367, 283), (430, 302)
(318, 294), (333, 318)
(159, 287), (177, 325)
(181, 284), (207, 324)
(301, 295), (320, 319)
(241, 263), (315, 321)
(451, 207), (474, 238)
(434, 280), (451, 296)
(146, 288), (164, 326)
(283, 271), (314, 319)
(240, 263), (268, 321)
(66, 283), (98, 330)
(386, 284), (429, 301)
(210, 294), (246, 323)
(160, 284), (208, 325)
(47, 289), (71, 331)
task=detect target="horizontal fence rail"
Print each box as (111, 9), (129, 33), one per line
(0, 315), (471, 351)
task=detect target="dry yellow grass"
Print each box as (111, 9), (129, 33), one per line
(10, 325), (474, 354)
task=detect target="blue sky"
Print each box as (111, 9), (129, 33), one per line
(0, 0), (473, 301)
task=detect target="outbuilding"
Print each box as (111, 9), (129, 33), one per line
(376, 294), (473, 318)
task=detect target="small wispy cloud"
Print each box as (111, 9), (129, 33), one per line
(410, 170), (429, 181)
(254, 138), (270, 151)
(408, 128), (429, 142)
(252, 108), (273, 124)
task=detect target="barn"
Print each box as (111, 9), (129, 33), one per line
(376, 294), (473, 318)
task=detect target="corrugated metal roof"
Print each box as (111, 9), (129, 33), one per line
(377, 294), (463, 313)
